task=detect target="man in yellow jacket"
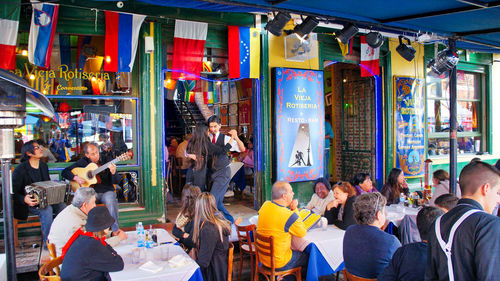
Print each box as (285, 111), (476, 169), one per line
(257, 181), (308, 272)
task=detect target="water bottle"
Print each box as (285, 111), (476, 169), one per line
(136, 222), (145, 247)
(399, 193), (405, 205)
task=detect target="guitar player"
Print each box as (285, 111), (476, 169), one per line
(62, 142), (127, 238)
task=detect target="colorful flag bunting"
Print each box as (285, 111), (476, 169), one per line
(228, 26), (260, 79)
(0, 0), (21, 70)
(104, 11), (145, 72)
(172, 20), (208, 80)
(28, 2), (59, 68)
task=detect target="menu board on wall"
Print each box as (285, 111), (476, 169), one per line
(274, 68), (324, 183)
(394, 76), (425, 178)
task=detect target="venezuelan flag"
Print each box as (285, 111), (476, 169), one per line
(228, 26), (260, 79)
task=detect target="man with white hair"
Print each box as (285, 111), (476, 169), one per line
(48, 187), (126, 256)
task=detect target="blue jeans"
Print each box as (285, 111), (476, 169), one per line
(210, 166), (234, 223)
(277, 250), (309, 280)
(324, 148), (330, 180)
(29, 203), (66, 244)
(95, 191), (119, 232)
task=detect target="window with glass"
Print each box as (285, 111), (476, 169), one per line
(426, 70), (483, 156)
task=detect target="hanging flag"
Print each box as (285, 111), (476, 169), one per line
(360, 35), (380, 77)
(104, 11), (145, 72)
(0, 0), (21, 70)
(187, 91), (196, 103)
(207, 91), (214, 104)
(172, 20), (208, 80)
(228, 26), (260, 79)
(28, 2), (59, 68)
(202, 91), (209, 104)
(338, 37), (353, 57)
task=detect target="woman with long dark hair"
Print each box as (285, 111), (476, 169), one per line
(193, 192), (231, 281)
(185, 124), (235, 191)
(380, 168), (409, 205)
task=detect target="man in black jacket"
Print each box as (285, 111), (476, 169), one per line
(13, 140), (66, 246)
(62, 142), (125, 236)
(425, 161), (500, 281)
(207, 115), (245, 223)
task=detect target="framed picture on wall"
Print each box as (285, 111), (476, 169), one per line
(220, 104), (228, 125)
(221, 82), (229, 104)
(325, 93), (332, 106)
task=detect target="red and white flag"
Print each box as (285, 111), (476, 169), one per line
(171, 20), (207, 80)
(360, 35), (380, 77)
(0, 0), (21, 70)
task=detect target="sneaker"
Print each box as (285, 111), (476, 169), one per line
(224, 190), (234, 198)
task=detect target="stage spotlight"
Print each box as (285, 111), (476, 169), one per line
(427, 48), (459, 77)
(366, 32), (384, 48)
(265, 12), (291, 37)
(396, 35), (416, 62)
(293, 16), (319, 39)
(336, 24), (358, 44)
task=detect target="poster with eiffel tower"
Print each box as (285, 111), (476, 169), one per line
(274, 67), (324, 182)
(288, 123), (313, 168)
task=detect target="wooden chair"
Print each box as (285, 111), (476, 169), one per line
(46, 240), (60, 275)
(236, 224), (257, 281)
(13, 216), (41, 246)
(342, 269), (377, 281)
(228, 242), (234, 281)
(254, 233), (301, 281)
(38, 256), (62, 281)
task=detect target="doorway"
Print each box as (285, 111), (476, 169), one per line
(326, 63), (378, 182)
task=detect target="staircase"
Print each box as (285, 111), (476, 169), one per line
(164, 99), (205, 138)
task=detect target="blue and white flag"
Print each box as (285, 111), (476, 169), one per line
(28, 2), (59, 68)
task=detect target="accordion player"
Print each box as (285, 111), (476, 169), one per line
(25, 181), (71, 210)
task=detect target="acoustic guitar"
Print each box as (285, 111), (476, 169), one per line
(69, 151), (133, 191)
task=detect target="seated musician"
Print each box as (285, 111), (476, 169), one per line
(12, 140), (67, 247)
(48, 187), (126, 256)
(62, 142), (125, 237)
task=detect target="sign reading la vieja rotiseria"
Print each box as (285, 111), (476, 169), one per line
(274, 68), (325, 183)
(10, 64), (112, 93)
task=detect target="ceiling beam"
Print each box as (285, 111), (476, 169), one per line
(380, 0), (500, 23)
(456, 27), (500, 36)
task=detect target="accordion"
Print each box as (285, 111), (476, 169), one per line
(25, 181), (71, 209)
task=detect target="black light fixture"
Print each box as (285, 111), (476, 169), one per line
(265, 12), (291, 37)
(366, 32), (384, 48)
(396, 35), (416, 62)
(293, 16), (319, 39)
(427, 48), (459, 77)
(336, 24), (359, 44)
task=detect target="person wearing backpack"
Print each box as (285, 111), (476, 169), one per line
(425, 161), (500, 281)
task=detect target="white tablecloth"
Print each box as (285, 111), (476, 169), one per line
(109, 229), (200, 281)
(385, 204), (420, 227)
(305, 225), (345, 272)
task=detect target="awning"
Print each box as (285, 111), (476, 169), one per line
(136, 0), (500, 52)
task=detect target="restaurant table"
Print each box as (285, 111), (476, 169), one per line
(304, 225), (345, 281)
(109, 229), (203, 281)
(385, 204), (420, 227)
(385, 204), (421, 244)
